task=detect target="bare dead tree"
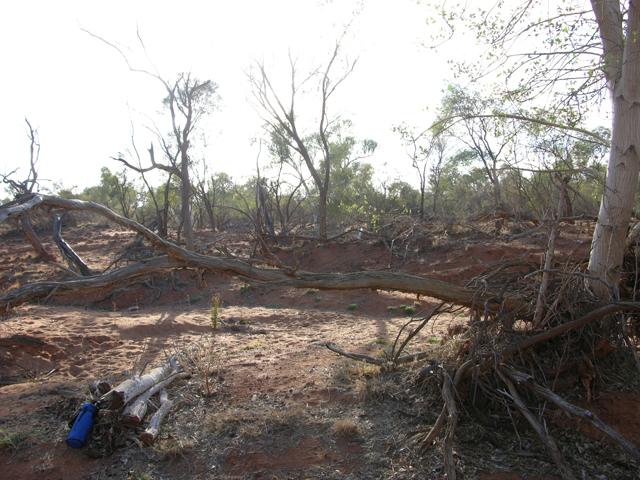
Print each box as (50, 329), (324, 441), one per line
(1, 118), (55, 261)
(268, 161), (305, 235)
(84, 30), (218, 250)
(250, 40), (356, 240)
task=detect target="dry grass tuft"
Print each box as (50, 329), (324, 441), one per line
(178, 335), (221, 397)
(0, 429), (27, 452)
(154, 437), (194, 462)
(332, 418), (360, 439)
(206, 406), (305, 440)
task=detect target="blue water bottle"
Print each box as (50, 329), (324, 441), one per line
(66, 402), (97, 448)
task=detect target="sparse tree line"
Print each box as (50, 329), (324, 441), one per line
(2, 83), (612, 244)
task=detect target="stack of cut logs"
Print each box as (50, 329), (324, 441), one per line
(97, 357), (187, 445)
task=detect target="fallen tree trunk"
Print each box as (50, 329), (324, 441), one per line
(0, 195), (526, 315)
(139, 389), (174, 445)
(53, 215), (92, 275)
(0, 256), (182, 315)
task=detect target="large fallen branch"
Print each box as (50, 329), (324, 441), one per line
(0, 194), (526, 314)
(0, 256), (181, 314)
(0, 195), (42, 222)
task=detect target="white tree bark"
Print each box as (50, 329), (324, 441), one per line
(139, 389), (174, 445)
(588, 1), (640, 298)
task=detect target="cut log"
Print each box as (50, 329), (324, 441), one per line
(107, 358), (178, 409)
(122, 372), (187, 425)
(139, 389), (174, 445)
(53, 214), (92, 276)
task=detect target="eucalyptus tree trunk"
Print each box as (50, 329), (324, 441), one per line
(180, 147), (194, 250)
(318, 188), (328, 240)
(588, 0), (640, 298)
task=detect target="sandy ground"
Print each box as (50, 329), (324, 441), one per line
(0, 221), (638, 479)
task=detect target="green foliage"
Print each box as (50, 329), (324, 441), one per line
(80, 167), (140, 219)
(387, 304), (416, 316)
(0, 429), (26, 452)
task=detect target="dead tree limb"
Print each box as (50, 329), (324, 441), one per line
(322, 342), (384, 366)
(322, 341), (433, 366)
(442, 369), (460, 480)
(499, 303), (640, 363)
(53, 214), (92, 275)
(496, 368), (577, 480)
(533, 222), (557, 327)
(0, 195), (42, 222)
(0, 256), (180, 315)
(417, 360), (473, 449)
(503, 366), (640, 463)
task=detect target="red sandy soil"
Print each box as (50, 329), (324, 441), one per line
(0, 220), (638, 479)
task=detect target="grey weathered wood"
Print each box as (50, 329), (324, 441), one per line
(0, 195), (43, 222)
(53, 214), (92, 276)
(122, 372), (186, 424)
(108, 358), (177, 409)
(139, 389), (174, 445)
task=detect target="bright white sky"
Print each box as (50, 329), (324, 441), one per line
(0, 0), (603, 193)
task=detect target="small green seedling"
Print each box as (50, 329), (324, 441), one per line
(387, 304), (416, 315)
(347, 303), (358, 311)
(402, 305), (416, 315)
(210, 294), (221, 329)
